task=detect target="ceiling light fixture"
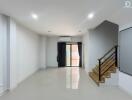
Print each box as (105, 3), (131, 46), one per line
(88, 13), (94, 19)
(48, 31), (52, 32)
(79, 30), (82, 32)
(31, 13), (38, 20)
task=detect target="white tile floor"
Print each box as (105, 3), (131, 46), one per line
(0, 67), (132, 100)
(0, 86), (3, 95)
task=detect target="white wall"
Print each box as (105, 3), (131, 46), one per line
(118, 27), (132, 95)
(0, 15), (8, 89)
(0, 15), (45, 90)
(46, 36), (82, 68)
(16, 23), (40, 84)
(0, 15), (18, 91)
(83, 21), (118, 72)
(58, 36), (82, 42)
(0, 15), (4, 86)
(40, 36), (47, 69)
(71, 37), (82, 42)
(3, 18), (41, 89)
(8, 18), (18, 90)
(119, 72), (132, 95)
(46, 37), (58, 68)
(82, 32), (90, 71)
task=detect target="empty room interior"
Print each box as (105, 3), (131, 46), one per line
(0, 0), (132, 100)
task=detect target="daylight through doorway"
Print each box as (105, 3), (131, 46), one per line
(66, 43), (80, 67)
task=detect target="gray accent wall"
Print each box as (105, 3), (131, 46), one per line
(83, 20), (118, 71)
(119, 28), (132, 75)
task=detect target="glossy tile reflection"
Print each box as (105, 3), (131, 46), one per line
(66, 67), (80, 89)
(0, 86), (3, 95)
(0, 67), (132, 100)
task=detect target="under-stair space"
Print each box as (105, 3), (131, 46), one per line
(89, 45), (118, 86)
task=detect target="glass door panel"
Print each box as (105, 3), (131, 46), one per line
(66, 44), (71, 66)
(66, 43), (80, 67)
(71, 45), (80, 66)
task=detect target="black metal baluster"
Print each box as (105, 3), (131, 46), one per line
(115, 46), (118, 67)
(98, 59), (101, 82)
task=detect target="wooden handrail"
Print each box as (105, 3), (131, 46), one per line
(98, 45), (118, 83)
(101, 52), (115, 65)
(99, 45), (118, 61)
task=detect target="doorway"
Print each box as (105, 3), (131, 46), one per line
(66, 43), (80, 67)
(57, 42), (82, 67)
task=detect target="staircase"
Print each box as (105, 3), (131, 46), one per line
(89, 45), (118, 86)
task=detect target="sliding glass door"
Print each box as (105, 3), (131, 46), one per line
(66, 44), (71, 66)
(66, 43), (81, 67)
(57, 42), (82, 67)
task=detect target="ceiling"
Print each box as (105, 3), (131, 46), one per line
(0, 0), (132, 36)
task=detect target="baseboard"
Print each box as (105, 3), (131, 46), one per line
(119, 72), (132, 96)
(1, 67), (40, 94)
(39, 67), (46, 70)
(47, 66), (58, 68)
(119, 86), (132, 97)
(18, 67), (39, 85)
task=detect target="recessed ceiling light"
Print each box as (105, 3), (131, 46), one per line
(31, 13), (38, 20)
(88, 13), (94, 19)
(48, 31), (52, 32)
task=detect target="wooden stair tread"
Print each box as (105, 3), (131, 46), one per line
(93, 60), (116, 75)
(101, 59), (115, 70)
(101, 56), (115, 66)
(89, 60), (117, 86)
(103, 71), (111, 78)
(89, 45), (118, 86)
(89, 72), (105, 86)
